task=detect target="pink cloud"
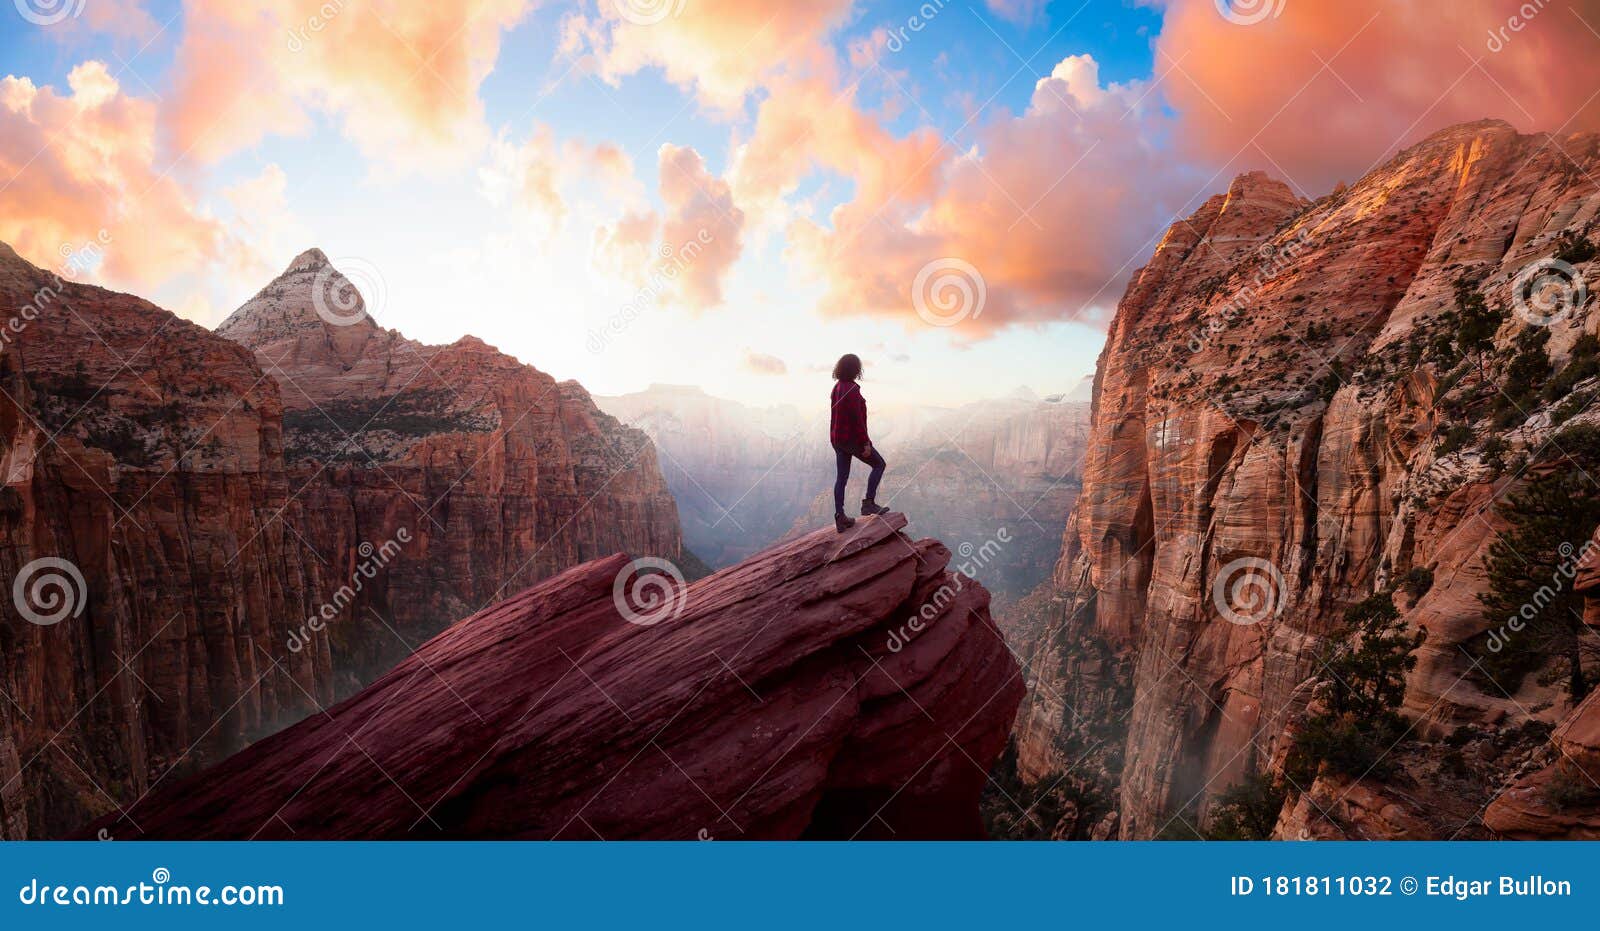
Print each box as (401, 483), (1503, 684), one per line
(0, 62), (226, 290)
(164, 0), (534, 170)
(1151, 0), (1600, 190)
(593, 144), (746, 311)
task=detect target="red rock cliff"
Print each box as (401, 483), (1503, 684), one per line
(0, 242), (332, 839)
(1014, 120), (1600, 838)
(85, 514), (1023, 840)
(217, 249), (684, 695)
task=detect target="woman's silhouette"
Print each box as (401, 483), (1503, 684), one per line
(829, 353), (890, 532)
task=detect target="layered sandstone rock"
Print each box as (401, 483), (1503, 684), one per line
(218, 250), (683, 694)
(1014, 121), (1600, 838)
(0, 242), (333, 839)
(84, 514), (1023, 840)
(1484, 689), (1600, 838)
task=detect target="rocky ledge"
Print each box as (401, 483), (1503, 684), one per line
(83, 514), (1023, 840)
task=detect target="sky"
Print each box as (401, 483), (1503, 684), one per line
(4, 0), (1600, 408)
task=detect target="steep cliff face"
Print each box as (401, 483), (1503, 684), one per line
(0, 243), (333, 840)
(1014, 121), (1600, 838)
(85, 514), (1024, 840)
(218, 250), (683, 694)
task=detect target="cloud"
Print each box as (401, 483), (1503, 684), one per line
(481, 124), (648, 240)
(984, 0), (1047, 26)
(786, 54), (1203, 334)
(741, 349), (788, 375)
(566, 0), (854, 113)
(1150, 0), (1600, 190)
(0, 62), (226, 291)
(164, 0), (534, 171)
(728, 72), (946, 225)
(592, 143), (745, 311)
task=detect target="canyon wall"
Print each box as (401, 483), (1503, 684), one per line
(217, 250), (683, 695)
(1013, 120), (1600, 839)
(0, 245), (684, 837)
(0, 242), (333, 839)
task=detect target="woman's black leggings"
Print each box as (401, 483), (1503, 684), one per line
(833, 444), (886, 514)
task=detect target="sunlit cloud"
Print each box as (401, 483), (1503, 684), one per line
(1150, 0), (1600, 190)
(165, 0), (534, 171)
(592, 143), (745, 311)
(786, 54), (1203, 335)
(565, 0), (854, 113)
(0, 61), (226, 290)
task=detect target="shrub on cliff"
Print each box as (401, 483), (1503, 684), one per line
(1474, 423), (1600, 701)
(1285, 593), (1424, 789)
(1206, 773), (1287, 840)
(1555, 232), (1597, 265)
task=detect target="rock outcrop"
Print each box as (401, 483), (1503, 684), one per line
(1484, 689), (1600, 838)
(1013, 120), (1600, 838)
(84, 514), (1023, 840)
(792, 393), (1091, 623)
(218, 250), (684, 694)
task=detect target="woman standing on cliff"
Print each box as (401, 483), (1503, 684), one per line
(830, 353), (891, 533)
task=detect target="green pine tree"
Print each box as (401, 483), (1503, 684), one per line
(1475, 424), (1600, 700)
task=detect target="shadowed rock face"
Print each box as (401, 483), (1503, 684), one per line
(84, 514), (1024, 840)
(217, 250), (684, 696)
(1012, 120), (1600, 838)
(0, 242), (334, 840)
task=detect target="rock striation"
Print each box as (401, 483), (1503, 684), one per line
(1012, 120), (1600, 838)
(83, 514), (1023, 840)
